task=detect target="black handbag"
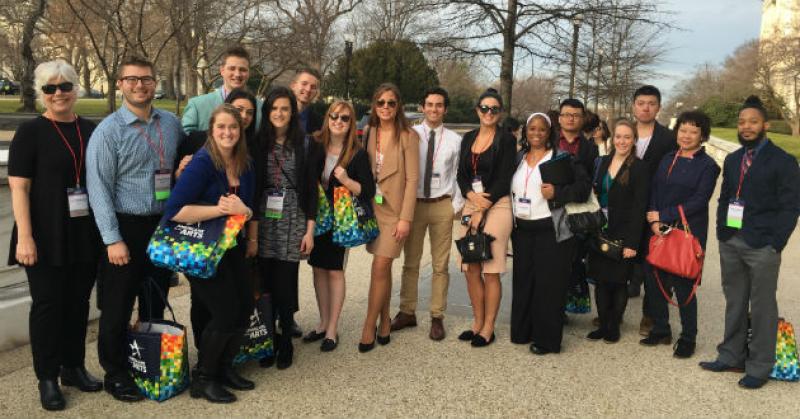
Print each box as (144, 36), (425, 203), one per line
(455, 216), (496, 263)
(590, 232), (624, 261)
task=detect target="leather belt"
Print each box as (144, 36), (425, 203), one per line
(417, 194), (451, 203)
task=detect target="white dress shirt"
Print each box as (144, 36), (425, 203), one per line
(636, 135), (652, 159)
(511, 150), (553, 220)
(413, 121), (464, 213)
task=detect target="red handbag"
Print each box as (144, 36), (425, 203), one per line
(646, 205), (705, 306)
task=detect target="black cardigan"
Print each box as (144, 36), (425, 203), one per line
(717, 140), (800, 251)
(457, 128), (516, 204)
(594, 155), (649, 250)
(320, 147), (375, 202)
(249, 134), (323, 221)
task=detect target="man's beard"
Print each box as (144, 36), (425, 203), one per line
(737, 128), (767, 148)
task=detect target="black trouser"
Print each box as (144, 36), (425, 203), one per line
(190, 245), (253, 376)
(567, 235), (589, 306)
(26, 262), (97, 380)
(646, 267), (698, 342)
(594, 282), (628, 335)
(510, 218), (577, 350)
(259, 258), (298, 353)
(97, 214), (171, 381)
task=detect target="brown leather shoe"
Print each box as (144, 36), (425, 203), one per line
(429, 317), (445, 341)
(390, 312), (417, 331)
(639, 316), (654, 337)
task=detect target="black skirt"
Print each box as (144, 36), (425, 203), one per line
(308, 231), (347, 271)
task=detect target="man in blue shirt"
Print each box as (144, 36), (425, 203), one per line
(86, 56), (183, 402)
(700, 96), (800, 389)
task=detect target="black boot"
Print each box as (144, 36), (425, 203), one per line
(60, 366), (103, 392)
(38, 379), (65, 411)
(191, 330), (237, 403)
(220, 330), (255, 391)
(190, 371), (236, 403)
(276, 332), (293, 370)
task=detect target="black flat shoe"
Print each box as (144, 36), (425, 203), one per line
(471, 333), (496, 347)
(529, 344), (554, 355)
(358, 341), (375, 353)
(220, 367), (255, 391)
(190, 374), (236, 403)
(61, 366), (103, 392)
(290, 320), (303, 339)
(639, 333), (672, 346)
(302, 330), (326, 343)
(38, 379), (65, 411)
(320, 336), (338, 352)
(259, 355), (275, 368)
(104, 377), (144, 402)
(458, 330), (476, 341)
(603, 331), (621, 344)
(586, 329), (606, 341)
(673, 338), (696, 359)
(276, 350), (293, 370)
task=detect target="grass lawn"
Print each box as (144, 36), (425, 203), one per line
(0, 97), (185, 116)
(711, 127), (800, 160)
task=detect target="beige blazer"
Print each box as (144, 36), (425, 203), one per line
(365, 126), (420, 222)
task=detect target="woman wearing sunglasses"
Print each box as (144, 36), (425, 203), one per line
(7, 60), (103, 410)
(306, 101), (375, 352)
(454, 88), (516, 347)
(359, 83), (419, 352)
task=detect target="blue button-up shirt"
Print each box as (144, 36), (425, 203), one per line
(87, 104), (183, 244)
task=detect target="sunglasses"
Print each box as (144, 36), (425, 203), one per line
(41, 82), (74, 94)
(477, 105), (501, 115)
(376, 99), (397, 108)
(329, 112), (351, 123)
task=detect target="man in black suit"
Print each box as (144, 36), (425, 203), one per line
(290, 67), (323, 135)
(630, 85), (677, 337)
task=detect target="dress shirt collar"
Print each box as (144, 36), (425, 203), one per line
(118, 103), (160, 126)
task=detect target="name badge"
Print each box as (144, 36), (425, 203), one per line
(514, 197), (532, 219)
(67, 187), (89, 218)
(265, 190), (285, 219)
(154, 169), (171, 201)
(431, 173), (442, 189)
(375, 184), (384, 205)
(472, 176), (484, 194)
(727, 200), (745, 229)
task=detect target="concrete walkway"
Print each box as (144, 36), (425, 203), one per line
(1, 182), (799, 418)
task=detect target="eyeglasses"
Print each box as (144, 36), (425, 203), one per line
(234, 106), (256, 116)
(119, 76), (156, 86)
(560, 112), (583, 120)
(329, 112), (351, 123)
(477, 105), (501, 115)
(41, 82), (74, 94)
(376, 99), (397, 108)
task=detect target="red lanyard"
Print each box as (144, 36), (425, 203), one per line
(736, 152), (752, 200)
(134, 119), (165, 169)
(49, 116), (84, 188)
(666, 151), (681, 179)
(271, 146), (288, 189)
(228, 185), (239, 195)
(521, 152), (546, 198)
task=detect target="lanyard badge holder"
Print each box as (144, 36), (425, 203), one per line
(266, 149), (287, 218)
(374, 132), (385, 205)
(136, 120), (171, 201)
(513, 161), (537, 219)
(50, 117), (90, 217)
(727, 154), (749, 229)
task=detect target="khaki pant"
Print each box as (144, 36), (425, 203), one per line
(399, 199), (454, 319)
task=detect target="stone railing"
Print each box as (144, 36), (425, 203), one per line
(705, 136), (741, 165)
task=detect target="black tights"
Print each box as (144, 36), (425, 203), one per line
(594, 282), (628, 335)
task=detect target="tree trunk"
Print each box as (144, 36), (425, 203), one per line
(499, 0), (518, 110)
(106, 80), (117, 114)
(81, 48), (92, 97)
(20, 0), (47, 112)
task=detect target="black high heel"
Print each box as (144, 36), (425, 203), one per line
(359, 328), (377, 353)
(377, 333), (391, 346)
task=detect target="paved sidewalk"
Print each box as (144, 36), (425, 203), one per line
(0, 182), (799, 418)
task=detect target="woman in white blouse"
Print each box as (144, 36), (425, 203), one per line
(510, 112), (591, 355)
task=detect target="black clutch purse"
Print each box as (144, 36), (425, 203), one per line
(590, 233), (624, 261)
(455, 217), (496, 264)
(539, 153), (575, 185)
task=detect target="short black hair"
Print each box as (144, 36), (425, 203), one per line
(739, 95), (768, 121)
(582, 111), (599, 132)
(421, 87), (450, 109)
(633, 85), (662, 104)
(476, 88), (503, 109)
(675, 110), (711, 142)
(559, 98), (585, 113)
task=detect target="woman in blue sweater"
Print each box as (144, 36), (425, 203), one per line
(164, 104), (256, 403)
(642, 111), (720, 358)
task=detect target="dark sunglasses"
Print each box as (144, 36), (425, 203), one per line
(477, 105), (502, 115)
(41, 82), (74, 94)
(376, 99), (397, 108)
(329, 112), (351, 123)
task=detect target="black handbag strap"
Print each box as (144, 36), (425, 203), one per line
(140, 276), (178, 329)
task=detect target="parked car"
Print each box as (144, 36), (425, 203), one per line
(0, 79), (20, 95)
(78, 87), (104, 98)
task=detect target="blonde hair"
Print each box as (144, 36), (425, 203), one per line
(315, 100), (360, 169)
(205, 104), (251, 177)
(34, 59), (80, 105)
(609, 118), (638, 186)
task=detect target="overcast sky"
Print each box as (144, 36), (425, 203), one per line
(654, 0), (762, 99)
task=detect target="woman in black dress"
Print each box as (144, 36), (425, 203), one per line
(8, 60), (103, 410)
(587, 119), (649, 343)
(305, 100), (375, 352)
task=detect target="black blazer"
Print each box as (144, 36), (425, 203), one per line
(319, 147), (376, 202)
(569, 133), (600, 178)
(717, 140), (800, 251)
(594, 155), (649, 250)
(641, 122), (677, 179)
(457, 128), (517, 204)
(249, 134), (324, 221)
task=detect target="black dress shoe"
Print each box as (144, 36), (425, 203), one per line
(276, 350), (293, 370)
(529, 344), (554, 355)
(61, 366), (103, 392)
(639, 333), (672, 346)
(458, 330), (476, 341)
(470, 333), (495, 347)
(302, 330), (326, 343)
(190, 373), (236, 403)
(603, 330), (621, 344)
(586, 329), (606, 340)
(259, 355), (275, 368)
(104, 377), (144, 402)
(673, 338), (696, 359)
(320, 336), (338, 352)
(220, 367), (255, 391)
(38, 379), (65, 411)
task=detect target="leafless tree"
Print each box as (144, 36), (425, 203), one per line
(355, 0), (434, 42)
(759, 36), (800, 136)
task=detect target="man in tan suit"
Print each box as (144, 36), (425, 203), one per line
(391, 87), (464, 340)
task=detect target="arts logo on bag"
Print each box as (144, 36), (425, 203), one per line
(128, 340), (146, 374)
(174, 224), (205, 239)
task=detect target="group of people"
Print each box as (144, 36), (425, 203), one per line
(7, 44), (800, 411)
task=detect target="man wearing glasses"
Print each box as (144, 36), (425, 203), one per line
(86, 56), (183, 402)
(182, 46), (263, 134)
